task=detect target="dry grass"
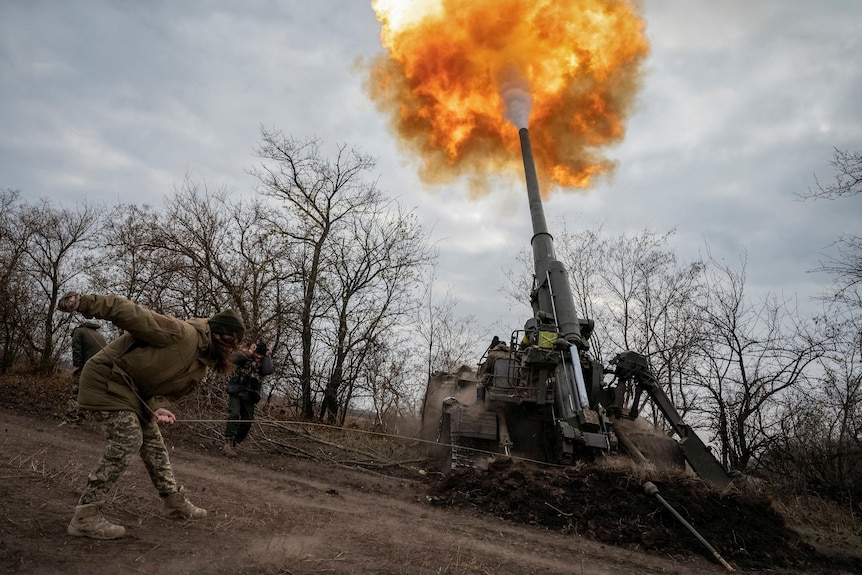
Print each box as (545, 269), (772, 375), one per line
(768, 489), (862, 551)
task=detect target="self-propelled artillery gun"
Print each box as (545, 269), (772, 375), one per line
(421, 128), (730, 489)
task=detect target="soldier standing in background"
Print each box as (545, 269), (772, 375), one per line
(476, 336), (510, 401)
(62, 320), (107, 426)
(223, 341), (274, 457)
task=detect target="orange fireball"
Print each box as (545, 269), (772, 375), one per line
(364, 0), (649, 197)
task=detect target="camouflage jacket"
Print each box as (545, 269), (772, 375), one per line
(72, 321), (107, 367)
(226, 352), (274, 402)
(75, 294), (217, 421)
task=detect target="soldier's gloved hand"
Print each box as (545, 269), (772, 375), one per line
(57, 291), (81, 313)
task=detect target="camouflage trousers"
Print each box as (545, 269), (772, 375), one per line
(78, 410), (178, 505)
(63, 374), (84, 424)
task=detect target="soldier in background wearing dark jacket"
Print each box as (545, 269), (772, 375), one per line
(55, 291), (245, 540)
(222, 341), (274, 457)
(62, 320), (107, 426)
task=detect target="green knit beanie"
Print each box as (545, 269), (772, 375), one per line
(208, 309), (245, 338)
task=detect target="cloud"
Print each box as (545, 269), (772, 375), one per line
(0, 0), (860, 333)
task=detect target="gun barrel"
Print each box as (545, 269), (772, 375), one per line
(518, 128), (555, 279)
(517, 128), (582, 343)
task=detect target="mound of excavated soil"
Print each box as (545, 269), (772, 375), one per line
(427, 458), (861, 573)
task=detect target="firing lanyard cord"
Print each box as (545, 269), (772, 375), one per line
(172, 417), (569, 469)
(99, 371), (551, 465)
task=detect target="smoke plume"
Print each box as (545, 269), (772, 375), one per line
(500, 70), (532, 130)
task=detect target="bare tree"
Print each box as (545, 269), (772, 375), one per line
(761, 317), (862, 503)
(155, 178), (246, 317)
(816, 234), (862, 311)
(0, 190), (38, 372)
(693, 253), (825, 472)
(747, 146), (862, 500)
(362, 335), (424, 433)
(317, 203), (435, 423)
(804, 148), (862, 310)
(803, 148), (862, 200)
(18, 198), (102, 373)
(87, 203), (179, 309)
(250, 129), (383, 419)
(416, 269), (483, 379)
(149, 177), (291, 339)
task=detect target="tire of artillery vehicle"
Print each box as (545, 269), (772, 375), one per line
(420, 128), (731, 489)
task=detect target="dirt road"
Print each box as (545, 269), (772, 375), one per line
(1, 406), (856, 575)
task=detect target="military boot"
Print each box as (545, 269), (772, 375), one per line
(162, 487), (207, 520)
(67, 503), (125, 539)
(222, 441), (238, 458)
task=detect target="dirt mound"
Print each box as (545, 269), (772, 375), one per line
(427, 458), (862, 573)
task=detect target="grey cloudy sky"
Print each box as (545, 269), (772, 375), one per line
(2, 0), (860, 337)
